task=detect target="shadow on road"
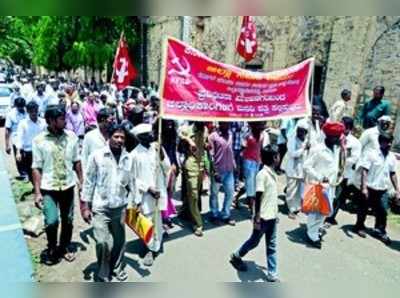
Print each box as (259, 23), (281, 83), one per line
(162, 208), (251, 242)
(80, 227), (95, 245)
(388, 240), (400, 253)
(124, 256), (152, 278)
(340, 224), (356, 239)
(82, 262), (97, 281)
(82, 257), (152, 281)
(278, 201), (289, 216)
(285, 224), (322, 249)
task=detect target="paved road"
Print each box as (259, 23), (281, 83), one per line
(2, 127), (400, 282)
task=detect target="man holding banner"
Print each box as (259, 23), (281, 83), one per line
(208, 122), (236, 226)
(159, 37), (314, 122)
(179, 122), (208, 237)
(159, 36), (315, 237)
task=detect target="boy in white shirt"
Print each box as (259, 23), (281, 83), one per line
(230, 144), (280, 282)
(354, 133), (400, 245)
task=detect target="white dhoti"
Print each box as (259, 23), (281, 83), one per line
(144, 210), (163, 253)
(306, 186), (334, 242)
(286, 177), (304, 213)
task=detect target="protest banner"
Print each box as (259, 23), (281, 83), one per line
(160, 37), (314, 122)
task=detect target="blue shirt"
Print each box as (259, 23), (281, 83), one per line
(361, 98), (391, 129)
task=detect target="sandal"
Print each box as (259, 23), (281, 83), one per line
(194, 227), (203, 237)
(143, 252), (154, 267)
(41, 249), (60, 266)
(113, 270), (128, 282)
(63, 247), (76, 263)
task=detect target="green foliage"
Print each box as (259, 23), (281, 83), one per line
(0, 16), (139, 71)
(0, 16), (36, 66)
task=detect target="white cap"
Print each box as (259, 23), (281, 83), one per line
(297, 118), (309, 130)
(131, 124), (152, 136)
(378, 115), (392, 123)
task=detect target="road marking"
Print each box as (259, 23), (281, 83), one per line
(0, 223), (22, 233)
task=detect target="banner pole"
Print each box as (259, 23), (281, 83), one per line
(306, 60), (315, 152)
(153, 116), (163, 242)
(310, 61), (315, 108)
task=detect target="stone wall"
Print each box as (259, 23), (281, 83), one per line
(147, 16), (181, 85)
(147, 16), (337, 85)
(147, 16), (400, 149)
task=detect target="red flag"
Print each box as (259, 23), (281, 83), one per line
(113, 34), (137, 90)
(236, 16), (258, 62)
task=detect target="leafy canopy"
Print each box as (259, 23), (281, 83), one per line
(0, 16), (139, 71)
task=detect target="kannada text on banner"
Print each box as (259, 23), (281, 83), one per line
(160, 37), (314, 122)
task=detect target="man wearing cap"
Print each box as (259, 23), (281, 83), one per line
(359, 115), (392, 155)
(360, 86), (391, 129)
(350, 116), (393, 198)
(303, 121), (345, 249)
(282, 118), (309, 219)
(354, 133), (400, 245)
(10, 83), (22, 107)
(325, 117), (361, 225)
(130, 123), (171, 267)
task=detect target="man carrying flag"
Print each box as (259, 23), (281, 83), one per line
(113, 33), (137, 91)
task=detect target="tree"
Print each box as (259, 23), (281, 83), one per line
(0, 16), (140, 73)
(0, 16), (36, 67)
(32, 16), (139, 72)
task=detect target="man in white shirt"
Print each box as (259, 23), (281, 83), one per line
(359, 115), (392, 155)
(81, 108), (115, 173)
(277, 118), (297, 170)
(30, 83), (47, 116)
(303, 122), (345, 249)
(20, 78), (34, 100)
(307, 105), (326, 148)
(325, 117), (361, 225)
(329, 89), (353, 122)
(354, 133), (400, 245)
(15, 101), (46, 184)
(10, 83), (22, 107)
(81, 124), (134, 282)
(5, 97), (27, 179)
(283, 119), (309, 219)
(230, 145), (280, 282)
(131, 124), (171, 267)
(43, 80), (60, 110)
